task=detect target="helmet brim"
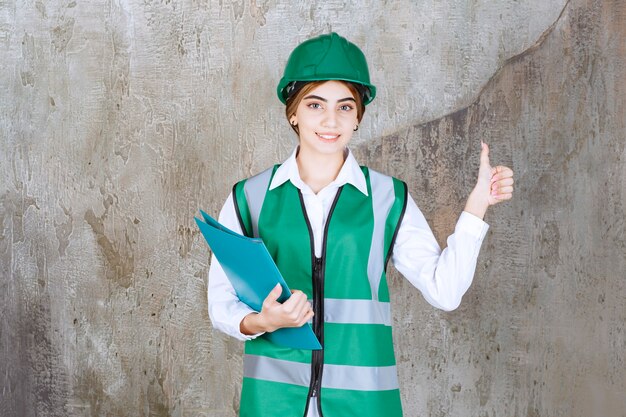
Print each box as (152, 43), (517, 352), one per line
(277, 76), (377, 105)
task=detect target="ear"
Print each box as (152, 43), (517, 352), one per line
(290, 115), (298, 126)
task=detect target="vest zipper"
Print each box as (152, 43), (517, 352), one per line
(299, 187), (344, 417)
(310, 256), (323, 399)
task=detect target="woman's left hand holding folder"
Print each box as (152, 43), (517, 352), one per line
(240, 284), (314, 335)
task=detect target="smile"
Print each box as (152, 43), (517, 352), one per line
(316, 133), (340, 140)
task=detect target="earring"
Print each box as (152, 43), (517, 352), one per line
(354, 125), (359, 131)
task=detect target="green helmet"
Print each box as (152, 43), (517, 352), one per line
(277, 32), (377, 105)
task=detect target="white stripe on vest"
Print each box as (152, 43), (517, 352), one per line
(244, 355), (399, 391)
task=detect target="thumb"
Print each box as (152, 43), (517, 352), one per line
(265, 283), (283, 305)
(480, 141), (490, 167)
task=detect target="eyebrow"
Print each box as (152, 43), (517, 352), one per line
(303, 95), (356, 103)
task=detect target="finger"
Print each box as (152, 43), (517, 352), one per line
(495, 177), (515, 186)
(493, 185), (514, 194)
(298, 310), (315, 327)
(480, 142), (490, 166)
(295, 301), (313, 323)
(283, 290), (307, 312)
(492, 166), (514, 181)
(491, 177), (514, 189)
(493, 193), (513, 201)
(289, 289), (307, 303)
(292, 291), (309, 312)
(263, 283), (283, 306)
(289, 295), (311, 324)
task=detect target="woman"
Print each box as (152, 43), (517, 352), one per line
(208, 32), (514, 417)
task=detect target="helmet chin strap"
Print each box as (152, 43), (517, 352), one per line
(285, 81), (305, 97)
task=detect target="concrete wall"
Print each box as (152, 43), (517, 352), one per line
(1, 0), (624, 416)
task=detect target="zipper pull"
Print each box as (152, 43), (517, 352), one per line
(314, 257), (323, 274)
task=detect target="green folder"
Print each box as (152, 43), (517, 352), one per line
(196, 210), (322, 350)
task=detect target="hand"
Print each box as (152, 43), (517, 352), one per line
(464, 142), (514, 219)
(240, 284), (314, 335)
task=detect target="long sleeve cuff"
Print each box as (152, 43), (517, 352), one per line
(458, 211), (490, 241)
(232, 309), (266, 341)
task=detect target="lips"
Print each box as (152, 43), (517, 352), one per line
(316, 133), (340, 140)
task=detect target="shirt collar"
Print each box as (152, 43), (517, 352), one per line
(269, 147), (369, 196)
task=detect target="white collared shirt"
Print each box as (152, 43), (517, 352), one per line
(207, 148), (489, 340)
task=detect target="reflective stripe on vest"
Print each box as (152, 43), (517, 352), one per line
(244, 355), (399, 391)
(367, 171), (396, 301)
(324, 298), (391, 326)
(243, 167), (273, 238)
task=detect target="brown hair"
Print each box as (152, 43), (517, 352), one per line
(285, 81), (366, 135)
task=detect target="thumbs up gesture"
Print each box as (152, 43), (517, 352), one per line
(464, 142), (514, 219)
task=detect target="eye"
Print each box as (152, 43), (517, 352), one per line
(307, 102), (322, 109)
(339, 104), (354, 111)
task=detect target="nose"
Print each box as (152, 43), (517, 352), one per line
(321, 109), (337, 128)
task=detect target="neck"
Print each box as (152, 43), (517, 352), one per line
(296, 147), (346, 194)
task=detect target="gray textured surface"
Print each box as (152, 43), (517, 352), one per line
(1, 0), (624, 416)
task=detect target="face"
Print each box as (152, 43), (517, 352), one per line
(290, 81), (359, 158)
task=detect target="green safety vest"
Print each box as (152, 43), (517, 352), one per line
(233, 165), (408, 417)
